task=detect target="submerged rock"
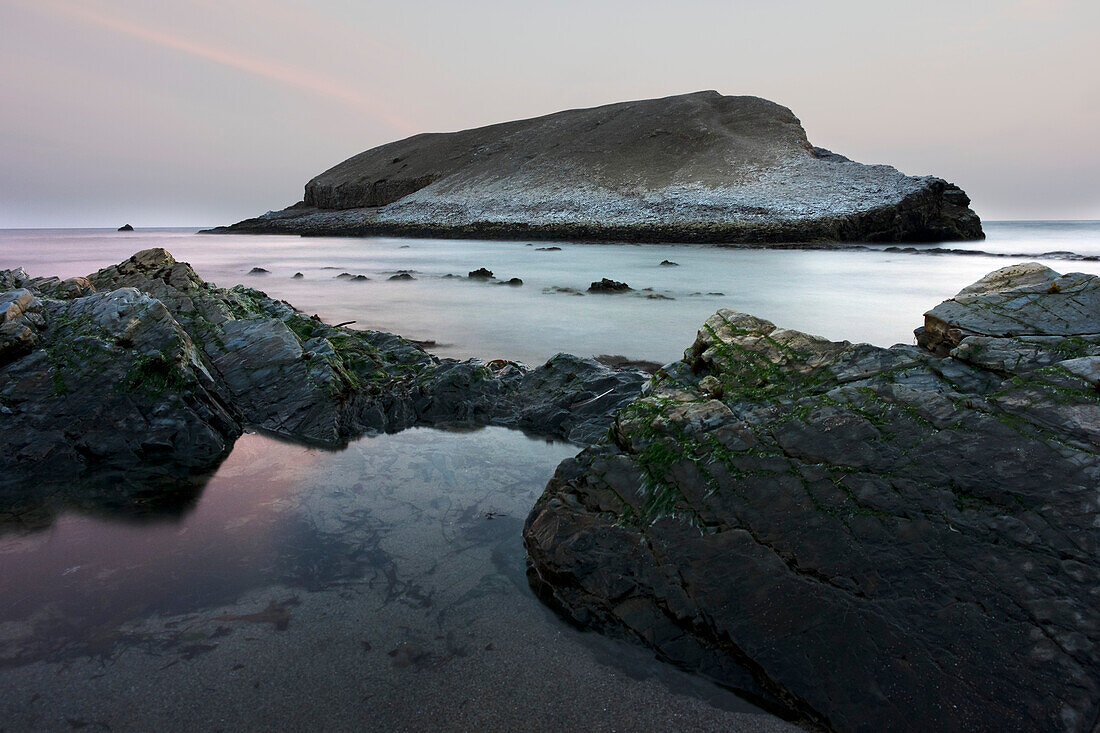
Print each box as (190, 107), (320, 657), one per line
(388, 273), (415, 281)
(206, 91), (983, 244)
(524, 264), (1100, 731)
(248, 267), (270, 275)
(468, 268), (494, 280)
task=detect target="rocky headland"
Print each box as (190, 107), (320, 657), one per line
(0, 249), (646, 529)
(524, 263), (1099, 730)
(206, 91), (983, 244)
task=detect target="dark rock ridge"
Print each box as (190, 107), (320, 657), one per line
(523, 263), (1099, 731)
(204, 91), (983, 244)
(0, 249), (646, 530)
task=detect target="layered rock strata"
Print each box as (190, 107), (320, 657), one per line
(524, 263), (1099, 731)
(207, 92), (982, 244)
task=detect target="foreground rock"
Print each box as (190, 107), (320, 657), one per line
(1, 250), (646, 528)
(205, 91), (982, 244)
(0, 283), (238, 485)
(524, 263), (1099, 731)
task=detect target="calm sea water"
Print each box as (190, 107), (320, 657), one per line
(2, 221), (1097, 366)
(0, 222), (1095, 730)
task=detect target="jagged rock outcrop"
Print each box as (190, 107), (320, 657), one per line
(1, 249), (646, 528)
(917, 262), (1099, 360)
(0, 273), (239, 493)
(523, 264), (1099, 731)
(206, 91), (983, 244)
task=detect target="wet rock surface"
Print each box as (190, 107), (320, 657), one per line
(524, 263), (1100, 731)
(917, 262), (1099, 357)
(206, 92), (983, 244)
(589, 278), (632, 293)
(0, 249), (647, 522)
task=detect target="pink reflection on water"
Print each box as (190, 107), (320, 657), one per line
(0, 434), (323, 639)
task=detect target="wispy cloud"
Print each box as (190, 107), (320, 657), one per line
(13, 0), (417, 135)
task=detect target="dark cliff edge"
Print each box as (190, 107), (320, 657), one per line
(204, 91), (983, 244)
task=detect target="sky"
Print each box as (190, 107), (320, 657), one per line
(1, 0), (1097, 227)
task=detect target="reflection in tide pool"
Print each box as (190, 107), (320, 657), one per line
(0, 428), (794, 731)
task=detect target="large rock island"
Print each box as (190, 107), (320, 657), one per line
(524, 263), (1098, 730)
(207, 91), (983, 244)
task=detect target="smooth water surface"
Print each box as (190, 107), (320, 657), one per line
(0, 428), (792, 731)
(2, 222), (1097, 366)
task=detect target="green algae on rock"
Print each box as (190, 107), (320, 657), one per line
(523, 263), (1099, 731)
(0, 249), (647, 528)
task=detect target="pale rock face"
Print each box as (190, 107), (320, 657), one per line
(919, 261), (1100, 356)
(209, 92), (983, 244)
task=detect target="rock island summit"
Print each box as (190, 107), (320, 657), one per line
(207, 91), (983, 244)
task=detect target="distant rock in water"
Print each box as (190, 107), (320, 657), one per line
(248, 267), (269, 275)
(118, 224), (134, 232)
(387, 273), (415, 281)
(589, 278), (631, 293)
(468, 268), (494, 280)
(205, 91), (983, 244)
(292, 272), (304, 279)
(659, 260), (679, 266)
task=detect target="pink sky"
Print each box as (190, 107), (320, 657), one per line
(1, 0), (1097, 226)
